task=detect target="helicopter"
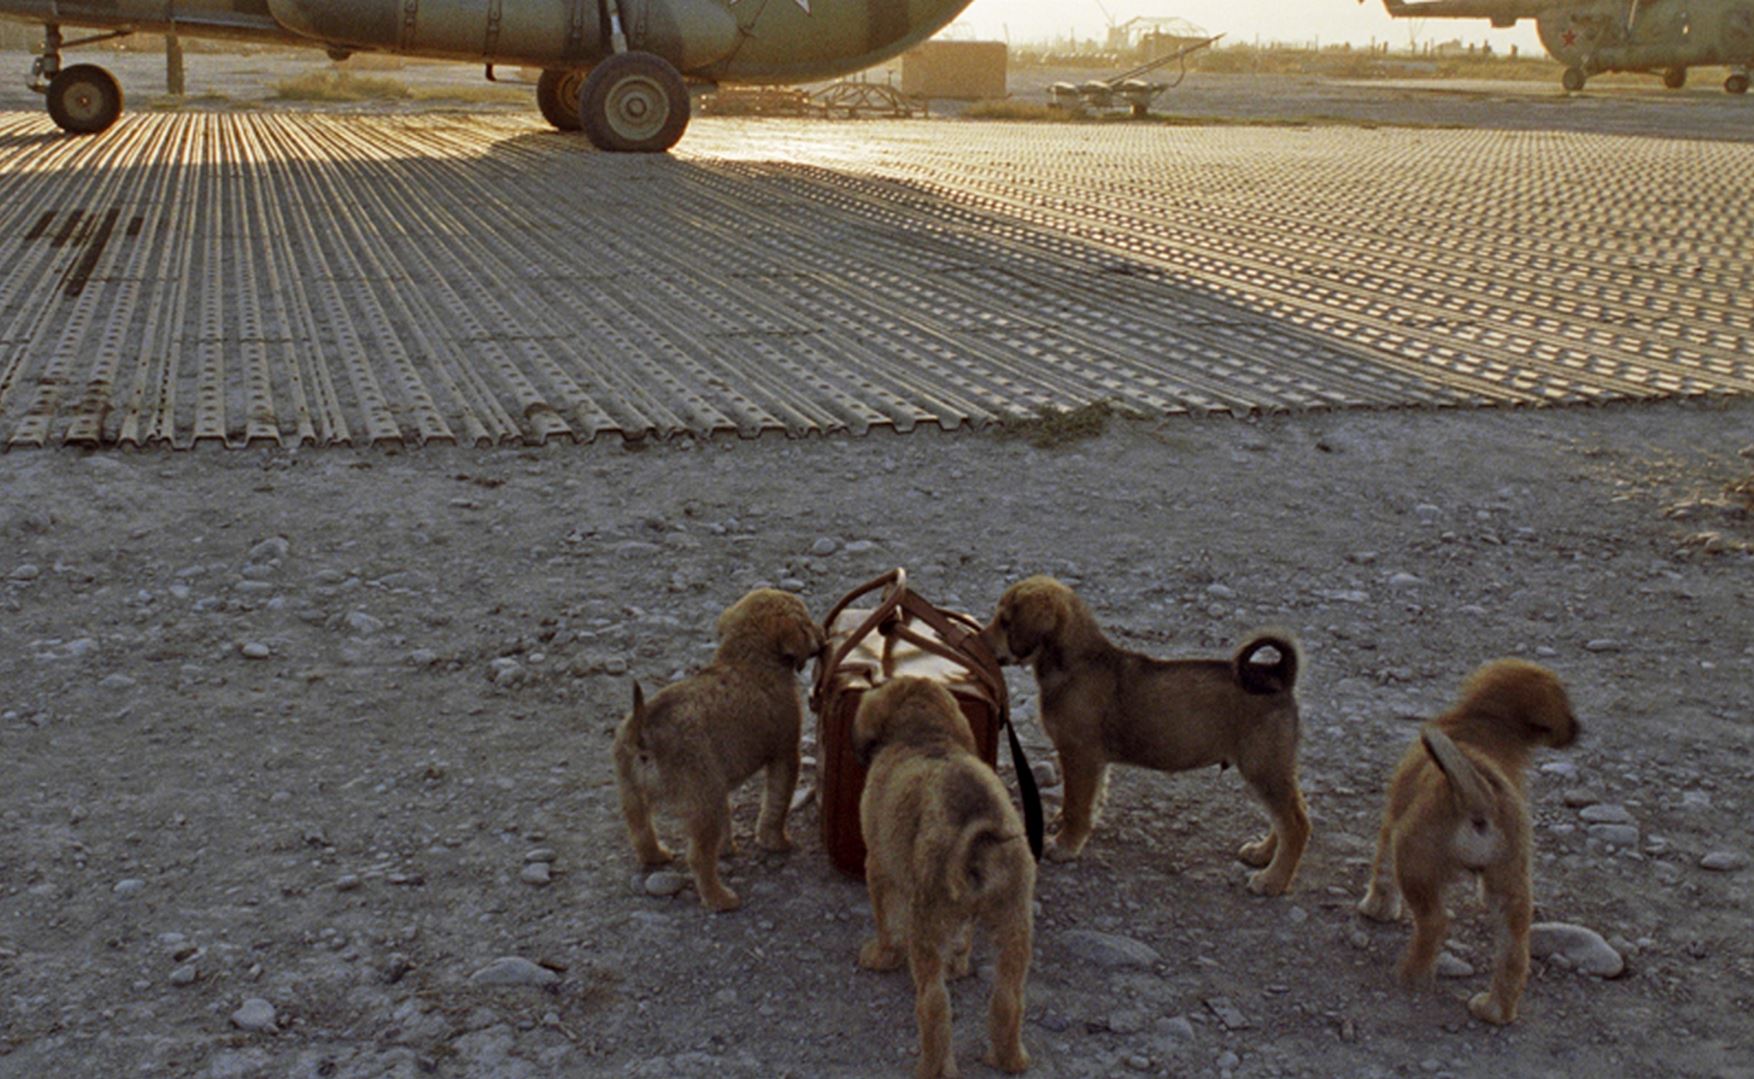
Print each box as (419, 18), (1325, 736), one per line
(1374, 0), (1754, 93)
(0, 0), (977, 151)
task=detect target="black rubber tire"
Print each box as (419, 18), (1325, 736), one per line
(579, 52), (689, 153)
(1727, 74), (1750, 95)
(1561, 67), (1586, 92)
(1663, 67), (1686, 89)
(537, 68), (585, 132)
(47, 64), (123, 135)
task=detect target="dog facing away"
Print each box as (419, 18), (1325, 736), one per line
(1357, 659), (1581, 1024)
(612, 588), (825, 912)
(854, 677), (1035, 1079)
(977, 576), (1309, 895)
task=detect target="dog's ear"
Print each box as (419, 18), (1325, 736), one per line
(1421, 726), (1501, 867)
(627, 680), (648, 750)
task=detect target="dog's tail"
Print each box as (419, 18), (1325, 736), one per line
(1420, 725), (1503, 868)
(946, 818), (1028, 907)
(1233, 631), (1299, 695)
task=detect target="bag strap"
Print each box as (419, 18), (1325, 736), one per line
(812, 569), (1043, 863)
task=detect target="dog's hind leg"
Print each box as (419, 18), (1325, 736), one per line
(614, 761), (674, 868)
(859, 859), (905, 972)
(756, 749), (799, 853)
(908, 934), (956, 1079)
(1240, 766), (1310, 896)
(1357, 817), (1402, 922)
(685, 804), (741, 912)
(1469, 869), (1531, 1025)
(1396, 873), (1447, 987)
(1048, 750), (1107, 862)
(982, 903), (1032, 1075)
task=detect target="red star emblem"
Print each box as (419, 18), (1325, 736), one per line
(1562, 29), (1577, 45)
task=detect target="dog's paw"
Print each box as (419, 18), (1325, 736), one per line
(1246, 868), (1290, 896)
(1396, 957), (1437, 990)
(637, 845), (676, 868)
(948, 951), (973, 981)
(758, 832), (795, 854)
(983, 1046), (1030, 1074)
(1356, 889), (1401, 923)
(858, 939), (903, 971)
(1236, 838), (1275, 868)
(702, 888), (742, 913)
(1044, 837), (1084, 863)
(1468, 992), (1515, 1025)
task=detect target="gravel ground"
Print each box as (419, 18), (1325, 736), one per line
(2, 398), (1751, 1078)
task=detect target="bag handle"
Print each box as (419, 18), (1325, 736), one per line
(811, 569), (1043, 862)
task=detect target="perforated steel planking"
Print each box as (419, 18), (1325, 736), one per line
(0, 112), (1748, 449)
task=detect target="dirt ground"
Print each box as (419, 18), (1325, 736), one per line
(2, 397), (1751, 1078)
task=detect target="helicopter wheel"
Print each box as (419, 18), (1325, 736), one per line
(1561, 66), (1586, 92)
(578, 51), (689, 153)
(1662, 67), (1686, 89)
(1727, 73), (1750, 95)
(47, 64), (123, 135)
(537, 68), (587, 131)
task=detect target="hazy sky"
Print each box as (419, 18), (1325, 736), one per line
(946, 0), (1545, 54)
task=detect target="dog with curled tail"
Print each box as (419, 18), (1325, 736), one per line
(854, 677), (1035, 1078)
(1358, 658), (1581, 1025)
(612, 588), (824, 912)
(977, 575), (1309, 895)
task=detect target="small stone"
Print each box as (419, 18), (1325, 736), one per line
(844, 540), (877, 554)
(230, 998), (278, 1034)
(489, 658), (524, 685)
(336, 875), (361, 892)
(113, 878), (145, 897)
(99, 674), (137, 690)
(1436, 952), (1474, 978)
(810, 538), (839, 556)
(1561, 788), (1600, 808)
(1386, 572), (1422, 589)
(346, 611), (384, 636)
(1107, 1010), (1145, 1035)
(1205, 997), (1252, 1030)
(7, 564), (42, 582)
(779, 577), (807, 592)
(1124, 1054), (1152, 1072)
(169, 964), (199, 986)
(1062, 929), (1160, 970)
(1205, 583), (1235, 599)
(1699, 850), (1747, 872)
(645, 871), (688, 897)
(1413, 503), (1442, 522)
(1031, 760), (1060, 789)
(1529, 923), (1624, 978)
(248, 537), (290, 563)
(789, 785), (816, 813)
(468, 957), (558, 988)
(1579, 803), (1634, 825)
(525, 849), (556, 864)
(1583, 639), (1623, 653)
(408, 649), (439, 666)
(240, 642), (271, 660)
(1588, 824), (1639, 847)
(1216, 1050), (1242, 1070)
(604, 656), (629, 676)
(520, 863), (552, 886)
(1158, 1015), (1195, 1042)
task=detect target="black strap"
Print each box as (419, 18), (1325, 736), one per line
(1004, 716), (1044, 863)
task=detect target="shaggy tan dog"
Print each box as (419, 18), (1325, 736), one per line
(978, 575), (1308, 895)
(612, 588), (824, 912)
(1358, 658), (1581, 1024)
(854, 677), (1035, 1079)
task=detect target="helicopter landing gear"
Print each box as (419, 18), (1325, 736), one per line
(1561, 66), (1586, 92)
(537, 68), (587, 131)
(578, 51), (689, 153)
(31, 23), (129, 134)
(1662, 66), (1686, 89)
(1727, 70), (1750, 95)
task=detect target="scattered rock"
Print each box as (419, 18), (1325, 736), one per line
(7, 564), (42, 582)
(1583, 639), (1623, 653)
(336, 874), (361, 892)
(113, 878), (145, 898)
(520, 862), (552, 886)
(1204, 997), (1252, 1030)
(1579, 803), (1634, 825)
(1061, 930), (1160, 970)
(230, 998), (279, 1035)
(1436, 952), (1474, 978)
(1699, 850), (1747, 872)
(468, 957), (558, 988)
(1529, 923), (1624, 978)
(239, 642), (271, 660)
(169, 964), (199, 986)
(810, 538), (839, 556)
(525, 848), (556, 864)
(99, 673), (137, 691)
(645, 871), (688, 897)
(346, 610), (385, 636)
(1386, 572), (1422, 589)
(1588, 824), (1640, 847)
(1157, 1015), (1195, 1043)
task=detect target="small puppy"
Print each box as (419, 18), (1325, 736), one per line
(854, 677), (1035, 1079)
(1357, 659), (1581, 1025)
(978, 576), (1309, 895)
(612, 588), (825, 912)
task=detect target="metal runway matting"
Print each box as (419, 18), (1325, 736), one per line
(1, 112), (1749, 447)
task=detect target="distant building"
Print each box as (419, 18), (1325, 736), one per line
(900, 41), (1007, 101)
